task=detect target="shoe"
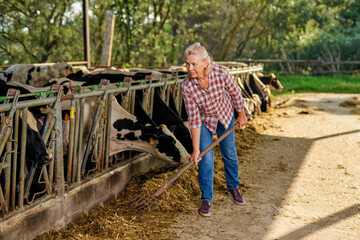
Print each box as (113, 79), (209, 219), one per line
(229, 188), (246, 205)
(198, 201), (211, 217)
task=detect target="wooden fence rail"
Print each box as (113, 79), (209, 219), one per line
(240, 59), (360, 75)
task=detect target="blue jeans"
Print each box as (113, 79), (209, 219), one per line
(198, 116), (240, 202)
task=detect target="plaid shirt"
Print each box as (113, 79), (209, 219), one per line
(182, 64), (244, 133)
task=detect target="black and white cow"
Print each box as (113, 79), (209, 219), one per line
(66, 68), (165, 83)
(0, 82), (52, 164)
(248, 74), (269, 112)
(133, 87), (193, 154)
(151, 88), (193, 153)
(0, 62), (73, 87)
(75, 94), (190, 165)
(0, 83), (53, 203)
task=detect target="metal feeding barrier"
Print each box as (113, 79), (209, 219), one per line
(0, 63), (263, 221)
(0, 86), (63, 217)
(121, 123), (240, 215)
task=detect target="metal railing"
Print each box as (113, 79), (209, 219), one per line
(0, 63), (263, 219)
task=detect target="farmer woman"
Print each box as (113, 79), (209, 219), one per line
(182, 42), (248, 217)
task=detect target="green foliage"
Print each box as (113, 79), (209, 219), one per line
(0, 0), (83, 64)
(273, 74), (360, 95)
(0, 0), (360, 67)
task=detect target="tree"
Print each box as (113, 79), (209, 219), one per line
(0, 0), (83, 64)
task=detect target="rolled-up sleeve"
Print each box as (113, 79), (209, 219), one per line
(223, 70), (244, 113)
(182, 83), (202, 129)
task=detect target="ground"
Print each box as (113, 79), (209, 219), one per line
(170, 93), (360, 240)
(36, 93), (360, 240)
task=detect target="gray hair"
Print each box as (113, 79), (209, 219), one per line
(184, 42), (214, 75)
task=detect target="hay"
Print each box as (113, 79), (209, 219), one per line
(36, 112), (271, 240)
(350, 108), (360, 115)
(339, 98), (360, 115)
(339, 98), (360, 108)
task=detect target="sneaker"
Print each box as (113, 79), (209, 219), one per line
(229, 188), (246, 205)
(198, 200), (211, 217)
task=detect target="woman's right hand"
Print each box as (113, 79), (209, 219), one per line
(190, 150), (201, 165)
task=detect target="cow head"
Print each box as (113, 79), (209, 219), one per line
(112, 118), (190, 165)
(269, 73), (283, 91)
(19, 111), (52, 165)
(52, 62), (74, 78)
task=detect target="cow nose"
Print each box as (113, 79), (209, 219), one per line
(42, 152), (53, 165)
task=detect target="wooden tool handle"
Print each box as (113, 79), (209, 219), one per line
(152, 122), (240, 197)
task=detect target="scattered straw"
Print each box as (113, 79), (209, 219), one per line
(36, 110), (273, 240)
(339, 98), (360, 115)
(339, 98), (360, 108)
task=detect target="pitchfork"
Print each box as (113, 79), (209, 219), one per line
(121, 122), (240, 215)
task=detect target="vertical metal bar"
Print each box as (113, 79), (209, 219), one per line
(0, 127), (11, 157)
(177, 82), (183, 113)
(98, 118), (105, 172)
(54, 101), (64, 198)
(104, 94), (112, 169)
(43, 117), (56, 143)
(11, 110), (19, 210)
(18, 108), (28, 210)
(130, 91), (135, 114)
(67, 100), (76, 185)
(77, 98), (84, 183)
(72, 99), (80, 183)
(0, 187), (7, 214)
(49, 130), (55, 193)
(41, 165), (51, 194)
(5, 127), (12, 211)
(166, 84), (171, 106)
(149, 87), (155, 118)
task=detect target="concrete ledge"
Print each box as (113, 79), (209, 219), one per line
(0, 154), (166, 240)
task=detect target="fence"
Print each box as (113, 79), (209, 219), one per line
(240, 59), (360, 75)
(0, 75), (187, 219)
(0, 63), (263, 239)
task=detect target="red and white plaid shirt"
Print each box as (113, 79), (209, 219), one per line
(182, 64), (244, 133)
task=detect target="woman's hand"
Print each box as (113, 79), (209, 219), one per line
(190, 127), (201, 165)
(236, 110), (248, 129)
(190, 150), (201, 165)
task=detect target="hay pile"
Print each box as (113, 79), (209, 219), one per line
(36, 110), (271, 240)
(339, 97), (360, 115)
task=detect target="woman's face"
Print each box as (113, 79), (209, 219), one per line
(185, 54), (208, 79)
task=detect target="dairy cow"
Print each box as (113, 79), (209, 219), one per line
(133, 88), (193, 153)
(72, 94), (190, 165)
(0, 83), (53, 203)
(151, 88), (193, 153)
(0, 83), (52, 164)
(248, 74), (269, 112)
(257, 73), (283, 91)
(235, 75), (262, 116)
(0, 62), (73, 87)
(67, 68), (164, 83)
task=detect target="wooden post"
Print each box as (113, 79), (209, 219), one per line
(83, 0), (91, 69)
(101, 11), (115, 67)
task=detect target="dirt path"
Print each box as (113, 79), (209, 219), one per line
(170, 93), (360, 240)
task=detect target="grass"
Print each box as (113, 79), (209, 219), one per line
(272, 74), (360, 95)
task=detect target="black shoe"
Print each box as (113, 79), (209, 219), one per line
(198, 200), (211, 217)
(229, 188), (246, 205)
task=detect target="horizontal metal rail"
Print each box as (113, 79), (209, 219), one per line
(0, 79), (186, 112)
(228, 65), (263, 74)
